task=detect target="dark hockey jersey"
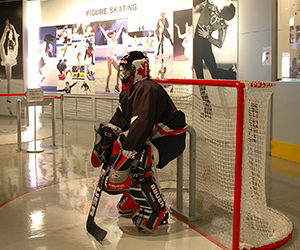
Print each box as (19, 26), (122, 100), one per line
(109, 79), (188, 153)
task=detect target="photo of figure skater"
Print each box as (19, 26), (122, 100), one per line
(155, 12), (174, 56)
(157, 55), (171, 79)
(144, 31), (154, 55)
(81, 81), (91, 94)
(86, 65), (95, 80)
(96, 21), (125, 93)
(173, 8), (193, 78)
(129, 33), (141, 51)
(57, 25), (71, 57)
(84, 37), (95, 65)
(0, 19), (19, 104)
(57, 59), (71, 80)
(75, 23), (85, 40)
(72, 65), (85, 80)
(290, 57), (298, 78)
(193, 0), (236, 80)
(193, 0), (237, 118)
(72, 43), (83, 64)
(128, 30), (154, 55)
(131, 16), (152, 31)
(38, 33), (56, 84)
(0, 1), (23, 116)
(174, 22), (193, 62)
(156, 55), (173, 92)
(72, 22), (96, 64)
(57, 81), (77, 93)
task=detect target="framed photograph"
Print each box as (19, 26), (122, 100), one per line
(277, 0), (300, 79)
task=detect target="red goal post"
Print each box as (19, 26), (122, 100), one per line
(154, 78), (292, 250)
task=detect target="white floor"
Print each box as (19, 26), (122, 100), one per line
(0, 180), (224, 250)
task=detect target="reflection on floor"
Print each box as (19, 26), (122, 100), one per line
(0, 115), (300, 250)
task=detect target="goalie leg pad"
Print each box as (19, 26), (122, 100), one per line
(117, 143), (168, 231)
(132, 205), (168, 232)
(141, 178), (166, 212)
(128, 179), (168, 231)
(128, 184), (151, 209)
(131, 144), (153, 183)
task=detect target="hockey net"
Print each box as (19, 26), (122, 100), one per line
(155, 79), (293, 250)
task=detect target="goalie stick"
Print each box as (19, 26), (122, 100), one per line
(86, 171), (107, 241)
(86, 154), (117, 241)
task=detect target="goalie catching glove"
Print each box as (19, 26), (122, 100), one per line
(91, 123), (120, 168)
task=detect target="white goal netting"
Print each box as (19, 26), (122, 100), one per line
(157, 80), (293, 250)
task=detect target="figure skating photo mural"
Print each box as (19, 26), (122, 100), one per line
(0, 1), (23, 115)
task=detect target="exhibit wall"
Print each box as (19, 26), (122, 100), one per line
(0, 0), (238, 115)
(34, 0), (196, 96)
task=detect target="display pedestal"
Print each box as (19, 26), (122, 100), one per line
(26, 105), (44, 153)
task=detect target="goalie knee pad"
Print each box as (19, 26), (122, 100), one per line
(106, 137), (136, 193)
(107, 163), (132, 192)
(98, 159), (132, 195)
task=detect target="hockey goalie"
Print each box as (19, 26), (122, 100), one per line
(91, 51), (188, 232)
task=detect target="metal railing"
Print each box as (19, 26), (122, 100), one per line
(170, 126), (201, 221)
(16, 97), (56, 152)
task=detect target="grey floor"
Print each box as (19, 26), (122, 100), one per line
(0, 115), (299, 249)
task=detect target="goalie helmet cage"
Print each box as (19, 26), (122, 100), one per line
(155, 78), (293, 250)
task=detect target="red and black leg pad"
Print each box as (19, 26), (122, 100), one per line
(131, 144), (153, 184)
(129, 176), (168, 231)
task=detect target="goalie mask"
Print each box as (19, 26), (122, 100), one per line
(118, 51), (149, 90)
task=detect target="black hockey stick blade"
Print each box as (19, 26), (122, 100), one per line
(86, 162), (115, 241)
(86, 216), (107, 241)
(86, 168), (109, 242)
